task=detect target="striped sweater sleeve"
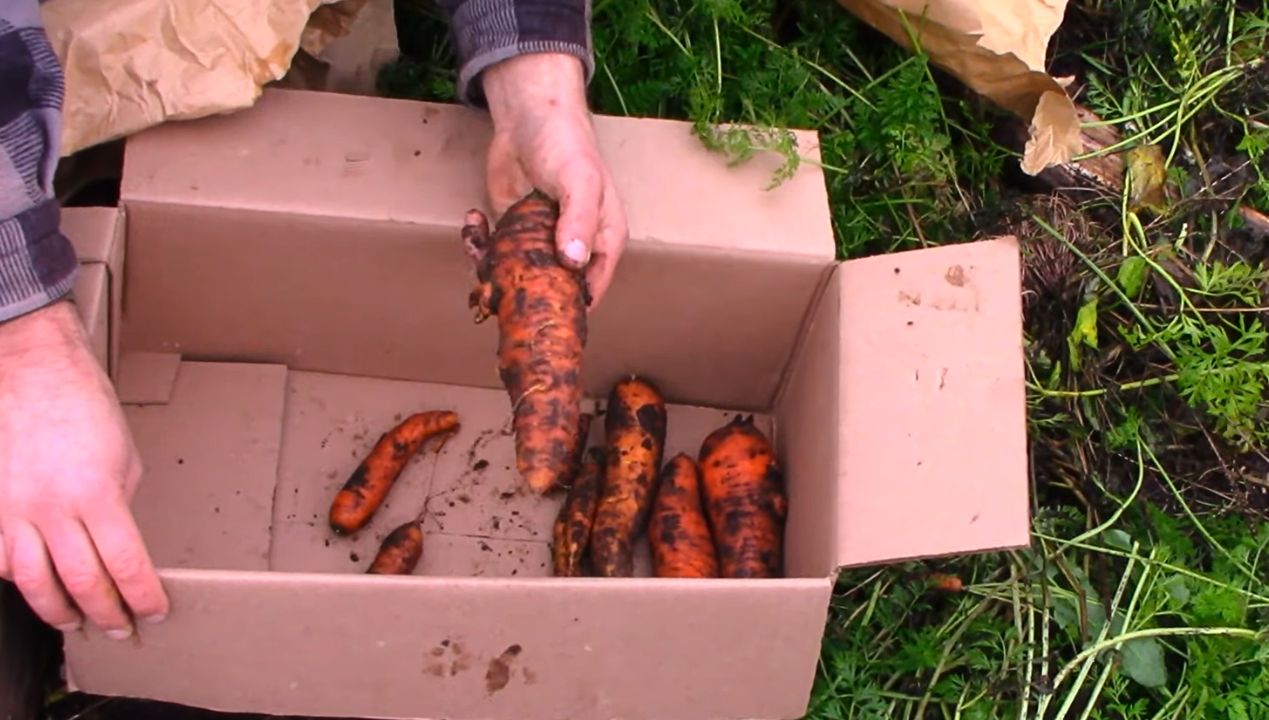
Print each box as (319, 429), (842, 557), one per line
(435, 0), (594, 107)
(0, 0), (75, 325)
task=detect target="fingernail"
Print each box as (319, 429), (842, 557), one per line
(143, 613), (167, 624)
(564, 238), (589, 266)
(56, 622), (81, 633)
(107, 626), (133, 640)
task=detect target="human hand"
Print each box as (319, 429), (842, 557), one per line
(481, 52), (628, 308)
(0, 301), (168, 638)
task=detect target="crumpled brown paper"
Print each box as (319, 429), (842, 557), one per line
(40, 0), (361, 157)
(833, 0), (1081, 175)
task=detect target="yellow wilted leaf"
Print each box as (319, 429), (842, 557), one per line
(1125, 144), (1168, 212)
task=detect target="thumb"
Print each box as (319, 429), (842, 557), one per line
(552, 162), (603, 271)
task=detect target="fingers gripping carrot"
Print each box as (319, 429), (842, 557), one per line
(551, 446), (605, 577)
(366, 520), (424, 575)
(590, 376), (667, 577)
(329, 411), (460, 535)
(462, 191), (591, 495)
(698, 415), (787, 578)
(649, 453), (718, 578)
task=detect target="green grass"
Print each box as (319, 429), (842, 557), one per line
(377, 0), (1269, 716)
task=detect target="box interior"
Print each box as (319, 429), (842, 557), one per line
(114, 210), (839, 582)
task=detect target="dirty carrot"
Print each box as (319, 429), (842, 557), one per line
(560, 412), (594, 493)
(590, 376), (667, 577)
(551, 446), (605, 577)
(649, 453), (718, 578)
(461, 191), (589, 495)
(365, 520), (424, 575)
(698, 415), (787, 578)
(329, 411), (460, 535)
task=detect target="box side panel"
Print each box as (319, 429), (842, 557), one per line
(118, 200), (826, 410)
(773, 266), (842, 579)
(834, 237), (1031, 567)
(107, 208), (126, 378)
(62, 205), (125, 376)
(60, 206), (119, 263)
(62, 574), (832, 720)
(71, 262), (108, 371)
(120, 88), (835, 261)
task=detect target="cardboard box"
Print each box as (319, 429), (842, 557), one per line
(53, 88), (1030, 720)
(62, 205), (126, 378)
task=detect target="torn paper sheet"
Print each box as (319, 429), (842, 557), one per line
(833, 0), (1082, 174)
(40, 0), (358, 157)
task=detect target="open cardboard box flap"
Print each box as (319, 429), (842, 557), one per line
(61, 206), (126, 377)
(58, 88), (1030, 720)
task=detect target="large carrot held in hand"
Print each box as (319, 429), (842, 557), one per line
(329, 411), (459, 535)
(698, 415), (787, 578)
(366, 520), (424, 575)
(551, 446), (605, 577)
(462, 191), (589, 495)
(590, 376), (667, 577)
(649, 453), (718, 578)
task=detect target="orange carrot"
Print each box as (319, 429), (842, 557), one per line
(927, 572), (964, 593)
(462, 191), (589, 495)
(697, 415), (786, 578)
(551, 446), (605, 577)
(329, 411), (459, 535)
(365, 520), (424, 575)
(649, 453), (718, 578)
(590, 376), (667, 577)
(560, 413), (595, 493)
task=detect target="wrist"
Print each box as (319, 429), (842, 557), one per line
(483, 53), (589, 125)
(0, 300), (85, 363)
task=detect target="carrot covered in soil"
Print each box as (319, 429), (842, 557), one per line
(649, 453), (718, 578)
(698, 415), (787, 578)
(329, 411), (460, 535)
(365, 520), (424, 575)
(560, 412), (595, 493)
(551, 446), (605, 577)
(461, 191), (589, 496)
(589, 376), (667, 577)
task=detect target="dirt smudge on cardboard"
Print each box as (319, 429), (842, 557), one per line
(485, 644), (523, 694)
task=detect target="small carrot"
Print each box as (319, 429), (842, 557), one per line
(329, 411), (459, 535)
(649, 453), (718, 578)
(551, 446), (605, 577)
(698, 415), (787, 578)
(461, 191), (589, 496)
(365, 520), (424, 575)
(927, 572), (964, 593)
(590, 376), (667, 577)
